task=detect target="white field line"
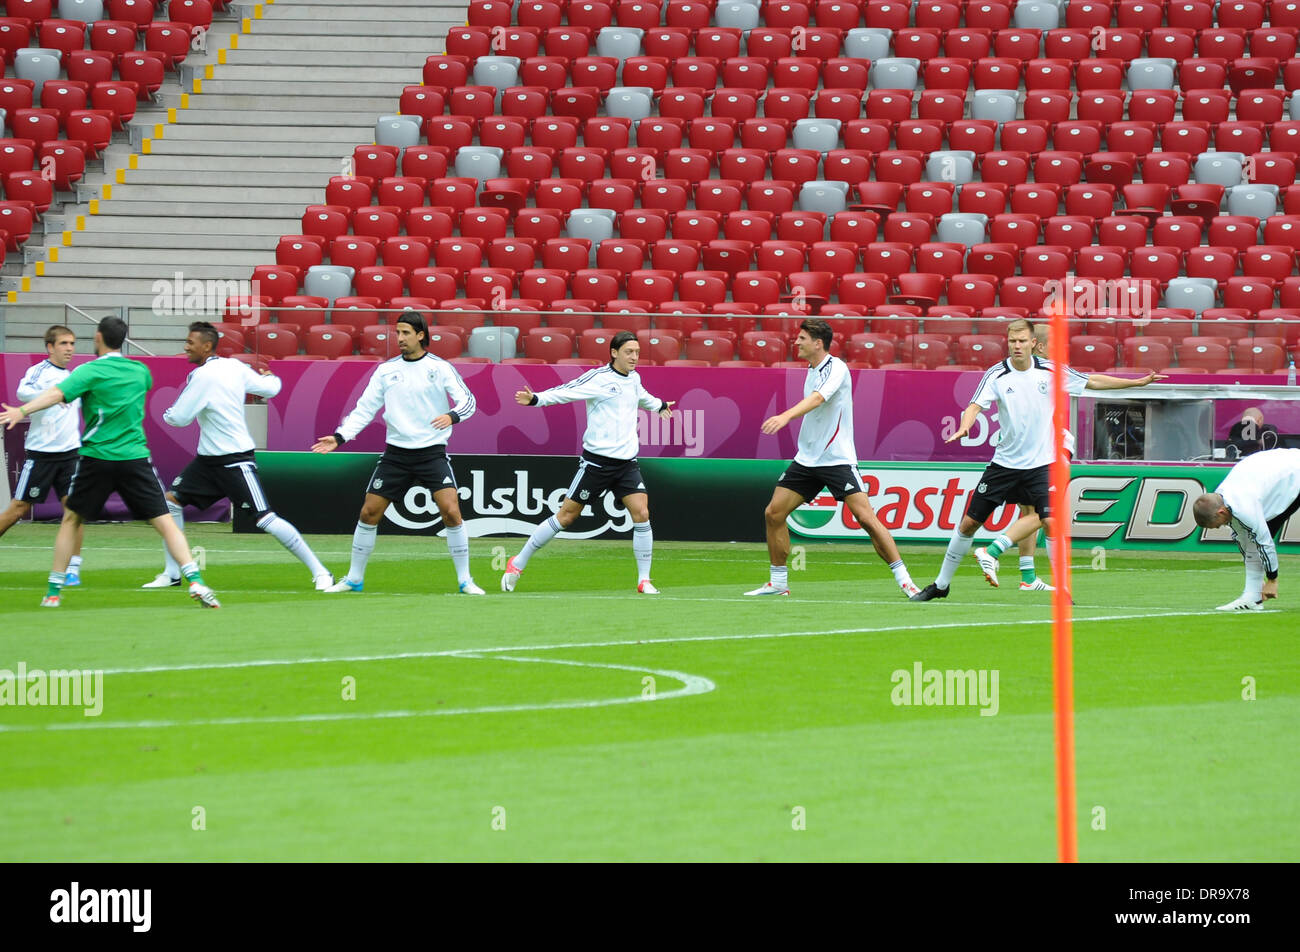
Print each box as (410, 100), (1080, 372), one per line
(0, 656), (715, 733)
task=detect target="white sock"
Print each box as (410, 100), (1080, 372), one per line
(445, 523), (472, 584)
(1019, 556), (1036, 579)
(1044, 536), (1062, 585)
(1243, 555), (1265, 600)
(164, 500), (184, 578)
(770, 564), (789, 589)
(888, 558), (913, 587)
(258, 512), (329, 578)
(68, 555), (82, 572)
(633, 521), (652, 581)
(515, 515), (561, 570)
(935, 531), (975, 588)
(348, 521), (378, 583)
(179, 560), (201, 583)
(986, 533), (1013, 558)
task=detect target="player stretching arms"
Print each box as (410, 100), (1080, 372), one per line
(0, 326), (85, 585)
(745, 318), (919, 598)
(912, 319), (1162, 601)
(0, 316), (219, 607)
(142, 321), (332, 591)
(312, 312), (481, 594)
(502, 331), (673, 594)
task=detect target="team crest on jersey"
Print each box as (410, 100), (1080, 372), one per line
(1038, 380), (1049, 394)
(579, 489), (590, 500)
(172, 476), (182, 486)
(373, 479), (383, 489)
(30, 488), (39, 498)
(428, 370), (438, 381)
(978, 482), (988, 493)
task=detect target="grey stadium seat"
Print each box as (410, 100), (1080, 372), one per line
(792, 118), (841, 153)
(1194, 152), (1245, 188)
(938, 212), (989, 246)
(563, 214), (614, 252)
(797, 180), (850, 215)
(844, 28), (892, 61)
(469, 326), (519, 362)
(971, 90), (1019, 122)
(58, 0), (104, 22)
(1163, 277), (1218, 315)
(1226, 184), (1279, 219)
(716, 1), (761, 29)
(472, 56), (521, 91)
(1126, 58), (1176, 90)
(304, 265), (355, 304)
(595, 27), (643, 59)
(374, 115), (422, 148)
(870, 58), (921, 90)
(454, 146), (504, 182)
(15, 49), (62, 95)
(1013, 0), (1060, 28)
(1291, 92), (1300, 119)
(605, 87), (655, 120)
(926, 151), (976, 184)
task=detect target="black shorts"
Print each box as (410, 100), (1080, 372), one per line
(12, 449), (78, 505)
(1267, 491), (1300, 537)
(366, 444), (457, 502)
(171, 451), (271, 515)
(565, 451), (647, 504)
(65, 455), (170, 521)
(967, 462), (1051, 524)
(777, 460), (866, 502)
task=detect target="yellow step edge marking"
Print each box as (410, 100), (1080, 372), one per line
(218, 48), (226, 65)
(48, 248), (58, 262)
(21, 277), (30, 292)
(101, 184), (111, 200)
(254, 4), (263, 18)
(193, 77), (202, 94)
(142, 139), (151, 154)
(206, 64), (214, 78)
(116, 168), (126, 184)
(180, 92), (189, 109)
(89, 199), (99, 215)
(128, 154), (138, 169)
(242, 17), (251, 32)
(35, 261), (45, 276)
(230, 34), (238, 49)
(154, 123), (165, 138)
(167, 107), (177, 123)
(75, 216), (85, 231)
(7, 291), (17, 303)
(62, 231), (72, 246)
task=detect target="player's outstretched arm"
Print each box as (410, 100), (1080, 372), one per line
(944, 403), (982, 443)
(515, 387), (536, 406)
(762, 392), (824, 434)
(0, 385), (66, 428)
(311, 435), (339, 453)
(1086, 371), (1167, 389)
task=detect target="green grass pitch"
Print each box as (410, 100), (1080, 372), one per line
(1, 523), (1296, 861)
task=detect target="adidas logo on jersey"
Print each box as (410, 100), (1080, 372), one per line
(844, 482), (853, 490)
(637, 482), (645, 489)
(442, 477), (453, 484)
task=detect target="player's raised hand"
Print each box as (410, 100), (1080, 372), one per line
(944, 423), (971, 444)
(1139, 371), (1168, 385)
(432, 413), (454, 430)
(311, 435), (338, 453)
(658, 400), (675, 421)
(515, 387), (535, 406)
(761, 414), (788, 435)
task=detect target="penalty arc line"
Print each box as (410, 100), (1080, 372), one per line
(0, 655), (716, 733)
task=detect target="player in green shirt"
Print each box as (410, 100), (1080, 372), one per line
(1, 316), (220, 608)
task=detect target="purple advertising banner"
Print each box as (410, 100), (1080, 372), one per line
(4, 352), (1298, 520)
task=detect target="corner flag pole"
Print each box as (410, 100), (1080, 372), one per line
(1048, 296), (1078, 863)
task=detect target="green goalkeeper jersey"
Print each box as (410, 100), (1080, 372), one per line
(57, 353), (152, 461)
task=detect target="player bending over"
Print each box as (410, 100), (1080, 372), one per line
(1192, 447), (1300, 611)
(745, 319), (918, 598)
(503, 331), (673, 594)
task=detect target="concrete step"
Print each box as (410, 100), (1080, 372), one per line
(113, 140), (362, 159)
(205, 65), (421, 83)
(172, 94), (405, 113)
(116, 169), (340, 187)
(101, 183), (326, 204)
(38, 261), (262, 280)
(49, 248), (271, 267)
(176, 108), (391, 127)
(238, 22), (447, 40)
(44, 232), (285, 252)
(223, 49), (431, 68)
(162, 79), (414, 99)
(141, 124), (369, 142)
(107, 155), (348, 175)
(67, 200), (307, 217)
(44, 216), (295, 236)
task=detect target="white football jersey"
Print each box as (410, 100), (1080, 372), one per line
(164, 355), (280, 455)
(1218, 447), (1300, 580)
(337, 352), (476, 449)
(795, 355), (857, 468)
(534, 364), (665, 460)
(971, 357), (1089, 470)
(17, 359), (80, 453)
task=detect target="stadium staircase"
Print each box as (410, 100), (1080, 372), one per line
(2, 0), (462, 352)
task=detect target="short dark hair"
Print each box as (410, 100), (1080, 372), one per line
(609, 330), (637, 354)
(800, 318), (832, 350)
(44, 325), (74, 346)
(396, 311), (429, 347)
(188, 321), (219, 352)
(98, 316), (128, 350)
